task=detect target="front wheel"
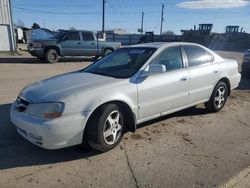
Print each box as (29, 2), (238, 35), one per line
(85, 104), (124, 152)
(205, 81), (228, 112)
(44, 49), (59, 63)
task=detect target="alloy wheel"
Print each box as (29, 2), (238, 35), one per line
(103, 110), (122, 145)
(214, 86), (226, 108)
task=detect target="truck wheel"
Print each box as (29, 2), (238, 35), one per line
(93, 55), (101, 60)
(103, 49), (113, 57)
(85, 103), (124, 152)
(205, 81), (228, 112)
(44, 49), (59, 63)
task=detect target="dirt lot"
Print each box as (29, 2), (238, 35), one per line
(0, 52), (249, 188)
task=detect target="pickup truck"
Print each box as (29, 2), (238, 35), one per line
(28, 30), (121, 63)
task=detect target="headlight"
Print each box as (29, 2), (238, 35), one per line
(25, 102), (64, 119)
(33, 43), (42, 48)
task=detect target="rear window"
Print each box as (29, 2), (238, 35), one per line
(66, 32), (80, 41)
(183, 46), (211, 67)
(82, 32), (95, 41)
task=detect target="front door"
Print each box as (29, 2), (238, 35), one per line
(60, 31), (82, 56)
(137, 46), (190, 121)
(81, 32), (98, 56)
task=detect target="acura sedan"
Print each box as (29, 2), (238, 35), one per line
(10, 42), (241, 152)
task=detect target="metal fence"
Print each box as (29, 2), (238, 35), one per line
(105, 34), (141, 45)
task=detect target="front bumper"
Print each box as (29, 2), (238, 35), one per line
(10, 101), (88, 149)
(28, 47), (44, 58)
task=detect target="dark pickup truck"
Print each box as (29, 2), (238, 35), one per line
(28, 30), (121, 63)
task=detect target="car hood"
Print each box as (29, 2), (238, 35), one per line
(20, 72), (121, 102)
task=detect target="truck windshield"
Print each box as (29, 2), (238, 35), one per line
(83, 47), (156, 78)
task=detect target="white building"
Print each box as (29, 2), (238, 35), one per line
(0, 0), (16, 51)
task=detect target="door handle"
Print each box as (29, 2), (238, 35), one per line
(77, 42), (81, 45)
(91, 42), (95, 45)
(180, 76), (188, 81)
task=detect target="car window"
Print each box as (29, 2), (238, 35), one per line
(99, 53), (131, 68)
(151, 46), (183, 71)
(66, 32), (80, 41)
(82, 32), (94, 41)
(83, 48), (156, 78)
(183, 45), (211, 67)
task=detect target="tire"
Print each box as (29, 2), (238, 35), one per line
(102, 49), (113, 57)
(205, 81), (228, 112)
(85, 103), (124, 152)
(44, 49), (59, 63)
(93, 55), (101, 60)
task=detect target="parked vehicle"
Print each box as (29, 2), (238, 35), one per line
(242, 49), (250, 78)
(28, 30), (121, 63)
(11, 42), (241, 152)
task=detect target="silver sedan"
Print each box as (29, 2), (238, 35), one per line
(10, 42), (241, 152)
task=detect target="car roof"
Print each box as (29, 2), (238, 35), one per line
(130, 42), (202, 49)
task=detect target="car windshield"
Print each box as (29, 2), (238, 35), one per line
(83, 47), (156, 78)
(51, 31), (67, 39)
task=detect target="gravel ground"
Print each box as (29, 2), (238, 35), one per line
(0, 51), (249, 188)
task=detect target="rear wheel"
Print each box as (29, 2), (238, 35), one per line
(85, 104), (124, 152)
(205, 81), (228, 112)
(102, 49), (113, 57)
(44, 49), (59, 63)
(93, 55), (101, 60)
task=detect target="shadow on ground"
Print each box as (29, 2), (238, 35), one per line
(0, 57), (94, 64)
(237, 78), (250, 90)
(0, 102), (209, 170)
(0, 103), (100, 170)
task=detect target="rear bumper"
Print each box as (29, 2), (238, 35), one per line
(10, 101), (87, 149)
(28, 48), (44, 58)
(230, 72), (241, 90)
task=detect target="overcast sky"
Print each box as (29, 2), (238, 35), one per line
(12, 0), (250, 34)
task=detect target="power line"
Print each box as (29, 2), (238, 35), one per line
(13, 7), (99, 15)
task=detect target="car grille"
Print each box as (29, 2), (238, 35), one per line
(15, 97), (30, 112)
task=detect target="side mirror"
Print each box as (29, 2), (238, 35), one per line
(140, 64), (166, 77)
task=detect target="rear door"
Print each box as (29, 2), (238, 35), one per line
(182, 45), (220, 104)
(80, 32), (98, 56)
(137, 46), (190, 121)
(60, 31), (82, 56)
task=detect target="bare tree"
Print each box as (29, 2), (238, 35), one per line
(17, 19), (25, 27)
(32, 23), (41, 29)
(69, 26), (76, 30)
(163, 30), (175, 36)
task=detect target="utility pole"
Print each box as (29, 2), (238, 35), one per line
(102, 0), (106, 33)
(141, 11), (144, 36)
(160, 4), (164, 39)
